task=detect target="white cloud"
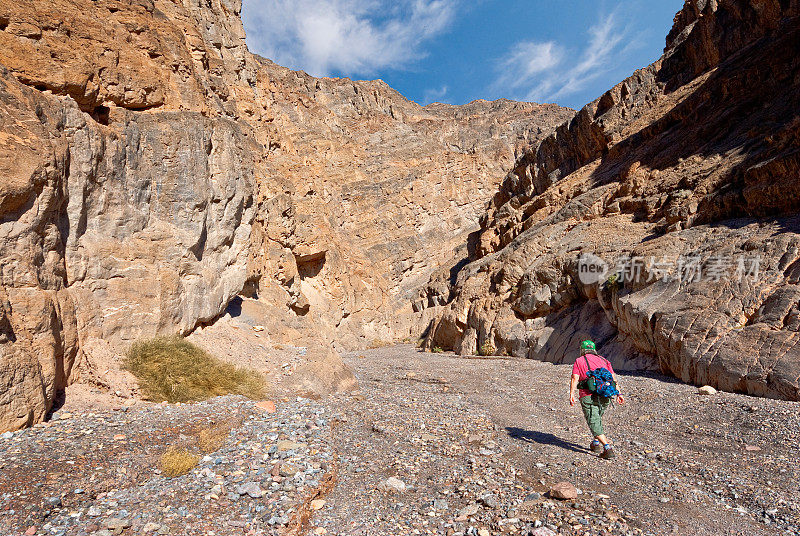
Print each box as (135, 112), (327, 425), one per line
(493, 10), (638, 104)
(421, 85), (448, 104)
(500, 42), (564, 88)
(242, 0), (456, 77)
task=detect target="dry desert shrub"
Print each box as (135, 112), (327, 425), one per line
(196, 419), (241, 453)
(123, 336), (266, 403)
(478, 342), (497, 356)
(160, 447), (200, 477)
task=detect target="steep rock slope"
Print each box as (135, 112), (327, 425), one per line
(423, 0), (800, 400)
(0, 0), (265, 431)
(0, 0), (571, 430)
(251, 60), (572, 347)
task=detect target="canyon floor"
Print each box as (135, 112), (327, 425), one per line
(1, 346), (799, 536)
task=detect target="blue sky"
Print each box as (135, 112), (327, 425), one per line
(242, 0), (684, 110)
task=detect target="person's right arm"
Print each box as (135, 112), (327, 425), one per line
(569, 374), (579, 406)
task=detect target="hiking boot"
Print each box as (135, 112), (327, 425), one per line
(599, 446), (616, 459)
(590, 440), (603, 453)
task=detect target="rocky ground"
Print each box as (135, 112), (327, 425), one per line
(1, 345), (799, 536)
(0, 397), (336, 536)
(315, 346), (800, 536)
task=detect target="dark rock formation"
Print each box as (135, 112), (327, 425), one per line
(422, 0), (800, 400)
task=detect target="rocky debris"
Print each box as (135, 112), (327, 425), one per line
(0, 396), (337, 535)
(236, 482), (265, 498)
(304, 346), (799, 536)
(379, 477), (408, 494)
(422, 0), (800, 400)
(256, 400), (277, 413)
(1, 346), (799, 535)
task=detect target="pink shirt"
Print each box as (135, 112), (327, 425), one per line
(572, 353), (615, 399)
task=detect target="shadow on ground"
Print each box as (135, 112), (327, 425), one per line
(505, 426), (588, 454)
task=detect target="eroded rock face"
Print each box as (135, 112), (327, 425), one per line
(0, 0), (264, 431)
(0, 0), (570, 429)
(0, 64), (257, 430)
(422, 0), (800, 400)
(250, 62), (573, 347)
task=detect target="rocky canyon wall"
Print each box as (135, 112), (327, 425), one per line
(0, 0), (265, 431)
(251, 59), (572, 348)
(423, 0), (800, 400)
(0, 0), (571, 430)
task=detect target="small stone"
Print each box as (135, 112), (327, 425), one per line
(458, 503), (479, 517)
(104, 518), (131, 531)
(745, 445), (761, 452)
(549, 482), (578, 500)
(479, 492), (498, 508)
(256, 400), (277, 413)
(311, 499), (326, 510)
(698, 385), (717, 395)
(235, 482), (264, 498)
(530, 528), (558, 536)
(24, 527), (36, 536)
(433, 498), (449, 510)
(478, 529), (490, 536)
(142, 523), (161, 533)
(1, 431), (13, 440)
(659, 497), (671, 503)
(113, 434), (126, 441)
(279, 463), (299, 477)
(379, 477), (407, 493)
(88, 506), (102, 517)
(276, 440), (306, 452)
(314, 528), (327, 535)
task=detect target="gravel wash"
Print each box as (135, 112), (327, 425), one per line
(0, 397), (335, 536)
(1, 345), (799, 536)
(308, 346), (800, 536)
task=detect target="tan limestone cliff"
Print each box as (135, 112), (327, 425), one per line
(0, 0), (571, 430)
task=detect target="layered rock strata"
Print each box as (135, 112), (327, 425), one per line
(423, 0), (800, 400)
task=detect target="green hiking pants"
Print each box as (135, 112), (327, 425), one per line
(580, 394), (611, 437)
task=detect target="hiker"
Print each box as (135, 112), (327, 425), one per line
(569, 340), (625, 459)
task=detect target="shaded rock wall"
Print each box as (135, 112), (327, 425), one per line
(423, 0), (800, 400)
(0, 65), (256, 429)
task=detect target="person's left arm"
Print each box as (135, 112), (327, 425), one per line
(612, 372), (625, 404)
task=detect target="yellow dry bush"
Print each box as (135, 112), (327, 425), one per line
(160, 447), (199, 477)
(123, 336), (266, 403)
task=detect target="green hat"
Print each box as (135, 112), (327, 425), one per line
(580, 340), (596, 351)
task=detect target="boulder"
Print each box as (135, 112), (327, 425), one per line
(698, 386), (718, 396)
(549, 481), (578, 500)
